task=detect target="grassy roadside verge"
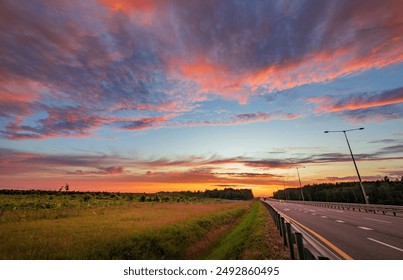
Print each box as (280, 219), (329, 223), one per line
(95, 206), (247, 259)
(0, 202), (249, 259)
(0, 199), (289, 259)
(204, 200), (290, 259)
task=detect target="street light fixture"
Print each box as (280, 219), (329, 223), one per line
(324, 127), (369, 204)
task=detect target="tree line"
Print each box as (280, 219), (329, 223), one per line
(273, 177), (403, 205)
(0, 187), (254, 201)
(158, 188), (254, 200)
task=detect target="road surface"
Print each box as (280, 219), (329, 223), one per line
(264, 200), (403, 259)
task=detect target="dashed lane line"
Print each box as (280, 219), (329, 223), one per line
(279, 212), (353, 260)
(358, 227), (373, 231)
(367, 238), (403, 253)
(363, 217), (391, 224)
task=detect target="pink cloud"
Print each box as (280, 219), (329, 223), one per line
(171, 57), (248, 104)
(246, 44), (403, 93)
(308, 87), (403, 113)
(116, 114), (176, 131)
(1, 0), (402, 141)
(305, 87), (403, 123)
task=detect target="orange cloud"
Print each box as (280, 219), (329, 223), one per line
(170, 57), (248, 104)
(307, 87), (403, 113)
(247, 44), (403, 93)
(99, 0), (166, 25)
(169, 37), (402, 105)
(100, 0), (160, 13)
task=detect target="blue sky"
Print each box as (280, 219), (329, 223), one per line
(1, 0), (402, 196)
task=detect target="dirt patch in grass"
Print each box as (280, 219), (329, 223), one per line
(183, 221), (238, 259)
(204, 201), (290, 259)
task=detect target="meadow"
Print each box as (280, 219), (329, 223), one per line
(0, 191), (288, 259)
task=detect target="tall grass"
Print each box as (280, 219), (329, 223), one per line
(97, 207), (246, 259)
(0, 201), (249, 259)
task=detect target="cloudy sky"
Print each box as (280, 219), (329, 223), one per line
(1, 0), (402, 196)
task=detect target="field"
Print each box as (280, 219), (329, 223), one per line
(0, 191), (289, 260)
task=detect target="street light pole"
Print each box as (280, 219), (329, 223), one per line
(296, 167), (305, 201)
(324, 127), (369, 204)
(289, 167), (305, 201)
(283, 178), (288, 200)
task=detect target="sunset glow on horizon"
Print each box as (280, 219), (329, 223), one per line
(1, 0), (402, 197)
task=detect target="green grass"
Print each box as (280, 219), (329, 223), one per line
(0, 192), (288, 260)
(0, 200), (250, 259)
(204, 201), (290, 259)
(96, 207), (246, 259)
(0, 191), (212, 215)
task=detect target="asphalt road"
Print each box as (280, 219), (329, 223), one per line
(264, 200), (403, 260)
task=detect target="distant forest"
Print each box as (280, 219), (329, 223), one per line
(158, 188), (254, 200)
(0, 187), (254, 201)
(273, 177), (403, 205)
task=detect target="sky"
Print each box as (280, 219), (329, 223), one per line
(1, 0), (402, 197)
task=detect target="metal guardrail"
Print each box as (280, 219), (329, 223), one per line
(262, 199), (343, 260)
(277, 199), (403, 217)
(263, 198), (403, 259)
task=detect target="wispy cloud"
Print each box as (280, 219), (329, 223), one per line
(308, 87), (403, 113)
(307, 87), (403, 123)
(67, 166), (125, 175)
(3, 142), (402, 178)
(1, 0), (402, 140)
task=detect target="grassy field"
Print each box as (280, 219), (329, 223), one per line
(0, 191), (288, 259)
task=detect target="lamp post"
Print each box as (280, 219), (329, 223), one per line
(290, 167), (305, 201)
(324, 127), (369, 204)
(296, 167), (305, 201)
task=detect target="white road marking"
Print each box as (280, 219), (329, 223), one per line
(363, 217), (391, 224)
(311, 213), (316, 215)
(327, 209), (344, 213)
(367, 238), (403, 253)
(358, 226), (373, 231)
(321, 216), (328, 219)
(283, 208), (290, 211)
(335, 220), (345, 223)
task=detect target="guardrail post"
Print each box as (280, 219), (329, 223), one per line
(273, 211), (279, 230)
(273, 211), (278, 229)
(295, 232), (305, 260)
(281, 217), (287, 246)
(279, 216), (284, 237)
(286, 223), (295, 260)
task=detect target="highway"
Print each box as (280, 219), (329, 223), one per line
(264, 200), (403, 259)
